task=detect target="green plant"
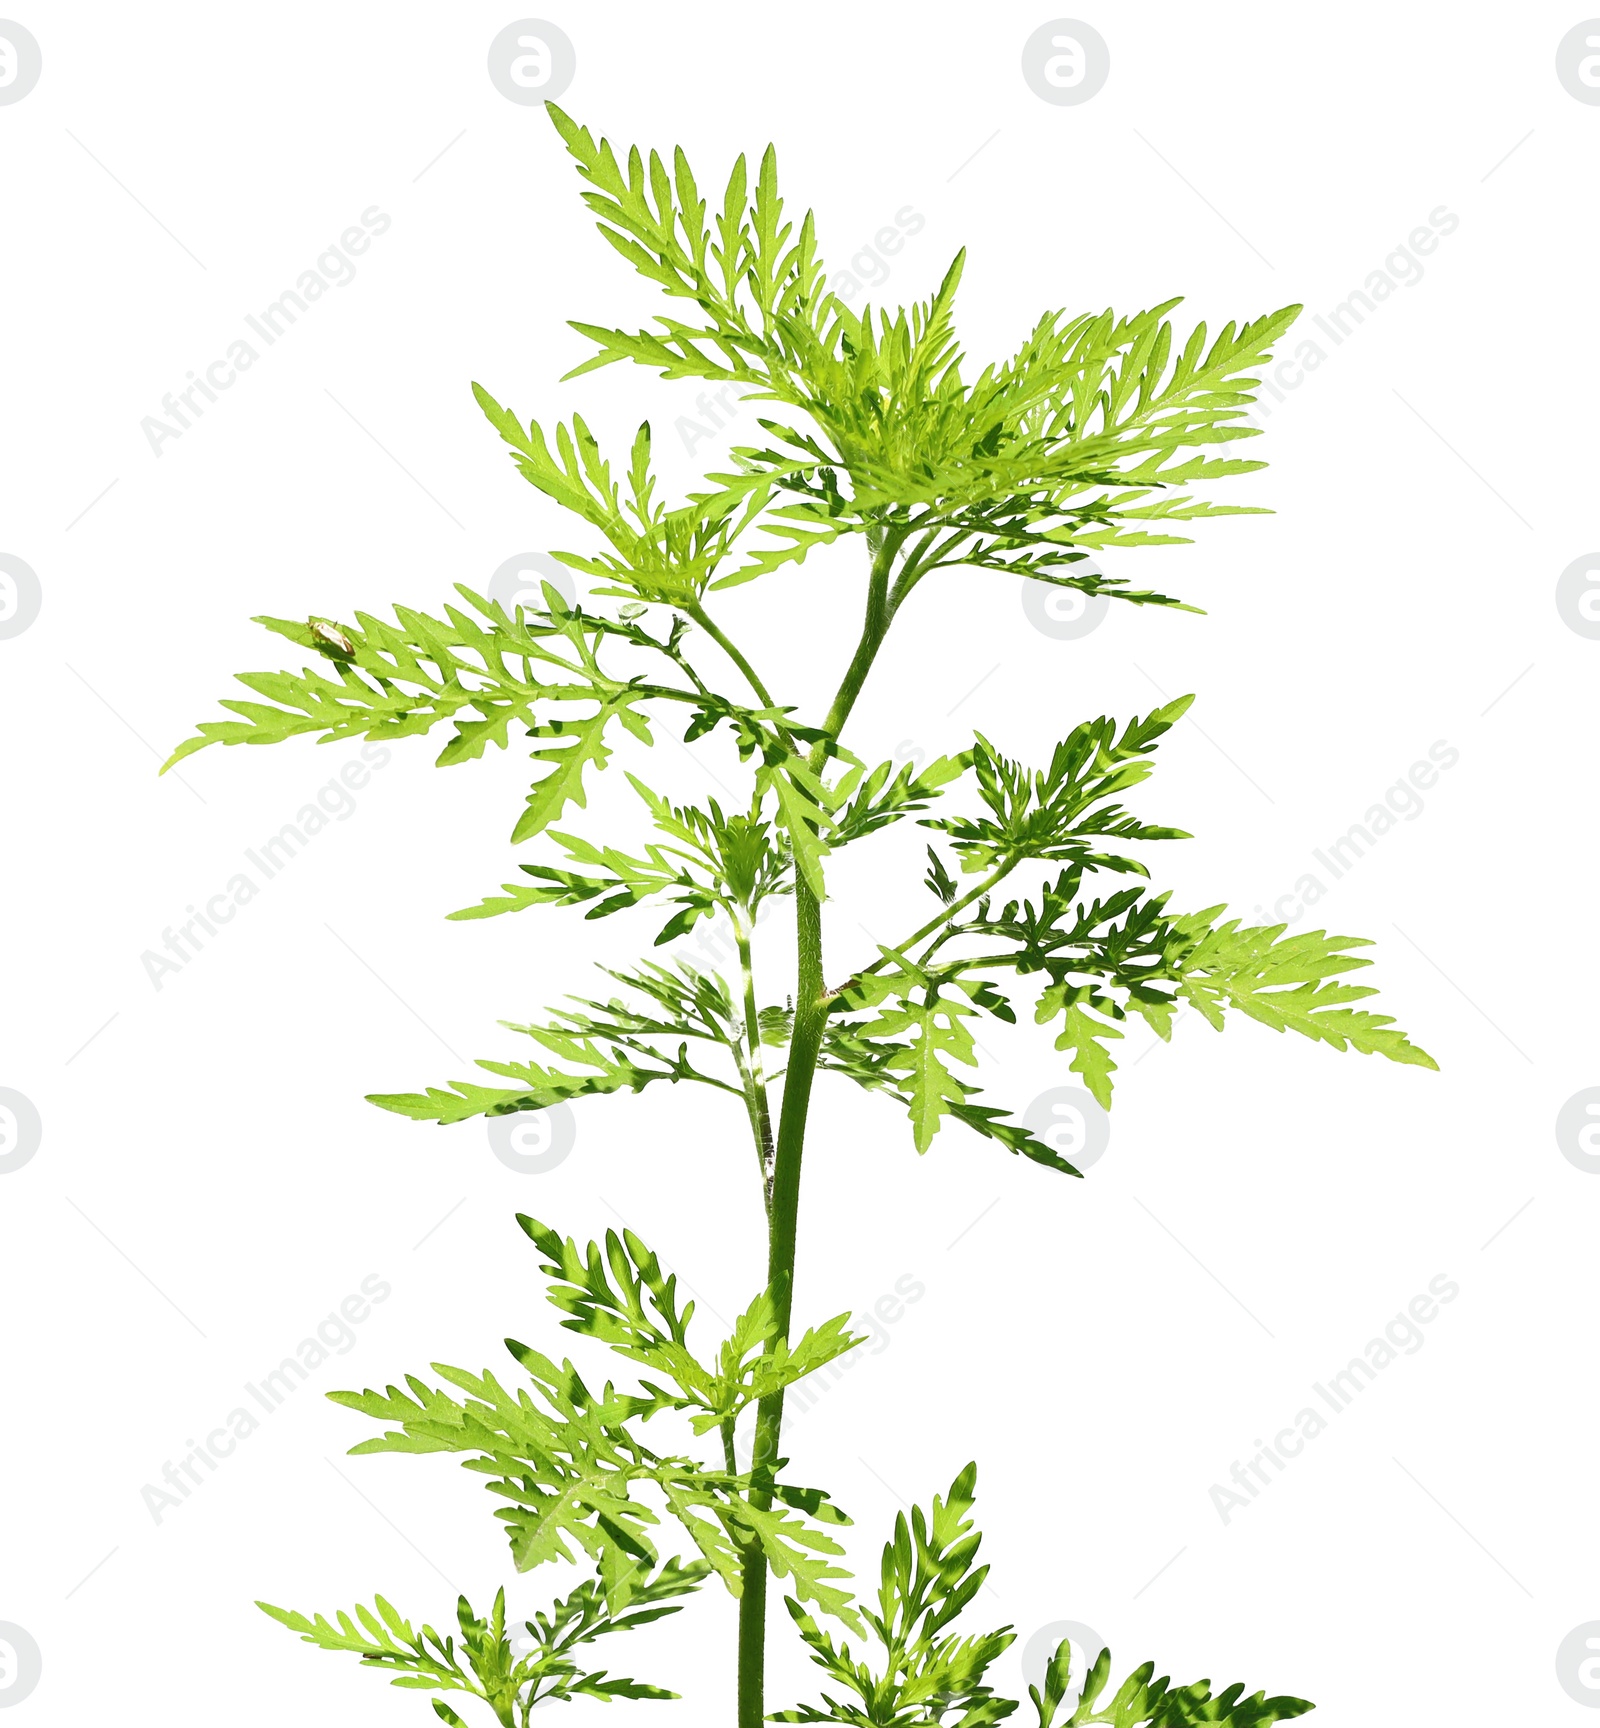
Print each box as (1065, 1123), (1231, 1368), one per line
(169, 105), (1434, 1726)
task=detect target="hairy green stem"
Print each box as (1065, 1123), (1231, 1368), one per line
(813, 531), (906, 757)
(735, 915), (776, 1206)
(734, 535), (908, 1728)
(687, 602), (777, 708)
(737, 875), (824, 1728)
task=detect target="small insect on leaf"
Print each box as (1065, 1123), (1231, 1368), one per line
(308, 617), (358, 659)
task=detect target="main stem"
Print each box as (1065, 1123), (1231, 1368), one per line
(735, 916), (776, 1203)
(735, 531), (907, 1728)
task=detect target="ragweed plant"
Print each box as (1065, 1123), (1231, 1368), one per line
(169, 106), (1435, 1727)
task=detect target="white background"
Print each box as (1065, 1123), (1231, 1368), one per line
(3, 4), (1597, 1723)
